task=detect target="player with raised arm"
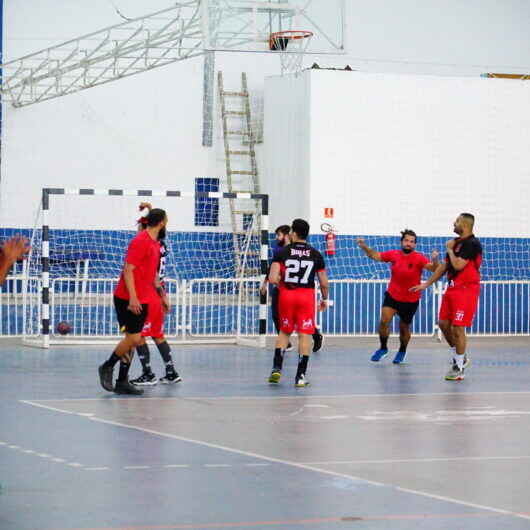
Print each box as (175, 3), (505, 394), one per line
(411, 213), (482, 381)
(128, 203), (181, 386)
(260, 225), (324, 354)
(0, 236), (30, 285)
(98, 208), (168, 395)
(267, 219), (328, 387)
(357, 230), (439, 364)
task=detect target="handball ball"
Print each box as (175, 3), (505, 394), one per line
(56, 321), (71, 335)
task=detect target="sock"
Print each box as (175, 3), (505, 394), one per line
(117, 360), (131, 382)
(454, 353), (465, 370)
(296, 355), (309, 380)
(379, 335), (388, 350)
(399, 341), (408, 353)
(273, 348), (284, 370)
(103, 352), (120, 368)
(156, 341), (175, 373)
(136, 344), (152, 374)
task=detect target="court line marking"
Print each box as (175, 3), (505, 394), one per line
(300, 455), (530, 465)
(20, 399), (530, 522)
(54, 511), (517, 530)
(21, 390), (530, 403)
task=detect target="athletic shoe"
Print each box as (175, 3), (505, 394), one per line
(98, 363), (114, 392)
(392, 351), (407, 364)
(445, 365), (465, 381)
(159, 371), (182, 384)
(285, 343), (293, 352)
(114, 379), (144, 395)
(370, 348), (388, 362)
(448, 356), (471, 369)
(130, 372), (158, 386)
(312, 332), (324, 353)
(295, 374), (310, 387)
(268, 370), (281, 384)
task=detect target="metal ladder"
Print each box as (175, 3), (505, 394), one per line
(218, 71), (261, 278)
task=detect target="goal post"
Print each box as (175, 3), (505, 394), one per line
(24, 187), (269, 348)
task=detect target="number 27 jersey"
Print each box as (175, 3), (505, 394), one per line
(273, 242), (326, 290)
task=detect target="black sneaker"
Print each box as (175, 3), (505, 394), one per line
(114, 379), (144, 395)
(98, 363), (114, 392)
(130, 372), (158, 386)
(159, 372), (182, 384)
(312, 332), (324, 353)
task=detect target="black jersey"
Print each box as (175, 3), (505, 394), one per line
(272, 242), (325, 290)
(158, 240), (168, 283)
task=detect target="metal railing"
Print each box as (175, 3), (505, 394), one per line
(1, 277), (529, 339)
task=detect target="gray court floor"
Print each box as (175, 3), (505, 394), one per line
(0, 337), (529, 530)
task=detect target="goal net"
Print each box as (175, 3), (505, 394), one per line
(23, 188), (269, 348)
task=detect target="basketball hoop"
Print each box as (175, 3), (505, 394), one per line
(269, 30), (313, 75)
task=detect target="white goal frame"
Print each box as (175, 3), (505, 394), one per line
(24, 187), (269, 349)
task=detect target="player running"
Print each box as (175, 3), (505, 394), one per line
(260, 225), (324, 354)
(98, 208), (168, 395)
(357, 230), (439, 364)
(267, 219), (329, 387)
(411, 213), (482, 381)
(129, 203), (181, 386)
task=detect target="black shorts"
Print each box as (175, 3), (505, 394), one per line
(114, 296), (148, 334)
(382, 291), (419, 325)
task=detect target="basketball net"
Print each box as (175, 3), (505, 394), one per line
(269, 30), (313, 75)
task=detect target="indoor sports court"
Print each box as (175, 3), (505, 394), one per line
(1, 338), (530, 529)
(1, 1), (529, 529)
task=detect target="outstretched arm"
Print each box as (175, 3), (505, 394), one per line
(424, 249), (440, 272)
(356, 238), (382, 262)
(410, 262), (447, 292)
(0, 236), (30, 285)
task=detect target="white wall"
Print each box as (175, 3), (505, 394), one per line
(265, 69), (530, 238)
(263, 74), (311, 229)
(2, 1), (530, 230)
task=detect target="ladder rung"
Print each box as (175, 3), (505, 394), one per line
(228, 150), (253, 156)
(230, 170), (256, 175)
(229, 189), (254, 194)
(233, 210), (257, 215)
(226, 130), (251, 135)
(222, 91), (248, 97)
(224, 111), (246, 116)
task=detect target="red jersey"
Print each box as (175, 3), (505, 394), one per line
(446, 235), (482, 288)
(380, 249), (429, 303)
(114, 230), (161, 303)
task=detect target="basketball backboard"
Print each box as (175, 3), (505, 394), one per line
(201, 0), (346, 55)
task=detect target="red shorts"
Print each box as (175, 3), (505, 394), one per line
(141, 297), (165, 338)
(278, 288), (316, 335)
(439, 285), (480, 327)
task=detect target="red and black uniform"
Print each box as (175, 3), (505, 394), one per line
(273, 242), (325, 335)
(440, 235), (482, 327)
(379, 249), (430, 324)
(114, 230), (161, 334)
(141, 240), (168, 338)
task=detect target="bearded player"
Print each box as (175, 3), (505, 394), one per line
(125, 203), (181, 386)
(411, 213), (482, 380)
(357, 230), (439, 364)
